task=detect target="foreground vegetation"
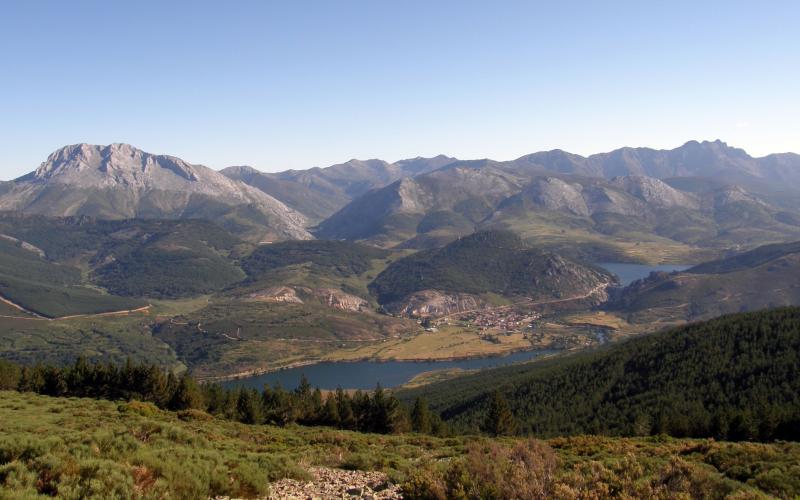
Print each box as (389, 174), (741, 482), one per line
(1, 391), (798, 499)
(401, 307), (800, 442)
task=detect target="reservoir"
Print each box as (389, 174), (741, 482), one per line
(596, 262), (691, 286)
(223, 348), (555, 391)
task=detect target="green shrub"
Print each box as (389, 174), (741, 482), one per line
(117, 401), (161, 418)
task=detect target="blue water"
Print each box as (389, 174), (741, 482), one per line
(223, 349), (555, 391)
(596, 262), (691, 286)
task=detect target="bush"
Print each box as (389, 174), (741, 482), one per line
(403, 439), (558, 499)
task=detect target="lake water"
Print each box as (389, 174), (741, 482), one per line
(596, 262), (691, 286)
(223, 349), (555, 391)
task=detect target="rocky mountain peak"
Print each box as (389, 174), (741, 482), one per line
(31, 143), (200, 185)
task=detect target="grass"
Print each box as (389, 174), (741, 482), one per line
(327, 325), (534, 362)
(1, 391), (797, 498)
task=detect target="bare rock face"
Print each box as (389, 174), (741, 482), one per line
(248, 286), (304, 304)
(389, 289), (484, 317)
(518, 177), (590, 216)
(308, 288), (369, 312)
(610, 175), (699, 209)
(705, 186), (767, 210)
(1, 144), (311, 241)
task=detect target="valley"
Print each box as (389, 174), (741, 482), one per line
(1, 140), (800, 391)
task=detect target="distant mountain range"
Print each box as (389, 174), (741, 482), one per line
(2, 140), (799, 256)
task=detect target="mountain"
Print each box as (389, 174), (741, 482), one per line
(221, 155), (457, 222)
(399, 307), (800, 441)
(1, 144), (311, 241)
(368, 230), (614, 316)
(610, 241), (800, 322)
(508, 140), (800, 190)
(315, 160), (800, 259)
(315, 161), (524, 246)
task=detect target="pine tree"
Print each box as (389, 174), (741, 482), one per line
(411, 397), (432, 433)
(168, 373), (203, 410)
(237, 388), (263, 424)
(320, 393), (341, 426)
(483, 391), (516, 436)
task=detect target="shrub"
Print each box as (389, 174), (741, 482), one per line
(403, 439), (558, 499)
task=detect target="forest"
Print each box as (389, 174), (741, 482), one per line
(400, 307), (800, 442)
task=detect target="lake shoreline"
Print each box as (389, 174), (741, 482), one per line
(200, 345), (558, 383)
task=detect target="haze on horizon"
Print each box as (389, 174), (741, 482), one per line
(1, 0), (798, 179)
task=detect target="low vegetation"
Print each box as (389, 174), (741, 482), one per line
(1, 391), (797, 498)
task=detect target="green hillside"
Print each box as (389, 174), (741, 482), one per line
(0, 214), (247, 299)
(369, 230), (613, 305)
(612, 241), (800, 322)
(242, 240), (389, 281)
(399, 307), (800, 442)
(0, 237), (144, 317)
(688, 240), (800, 274)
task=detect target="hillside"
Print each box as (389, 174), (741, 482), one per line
(369, 230), (614, 315)
(0, 390), (797, 498)
(0, 144), (311, 241)
(611, 241), (800, 322)
(399, 307), (800, 441)
(0, 214), (248, 299)
(0, 236), (144, 317)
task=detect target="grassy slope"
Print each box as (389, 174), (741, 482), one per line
(613, 242), (800, 322)
(1, 391), (797, 498)
(0, 238), (144, 317)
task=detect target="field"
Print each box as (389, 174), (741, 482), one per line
(327, 325), (534, 362)
(1, 391), (798, 498)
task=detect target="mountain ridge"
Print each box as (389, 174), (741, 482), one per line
(1, 143), (311, 241)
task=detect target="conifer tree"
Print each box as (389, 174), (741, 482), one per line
(483, 391), (516, 436)
(411, 397), (432, 433)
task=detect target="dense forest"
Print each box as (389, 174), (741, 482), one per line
(0, 358), (445, 436)
(400, 307), (800, 442)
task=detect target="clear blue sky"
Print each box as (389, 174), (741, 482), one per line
(1, 0), (798, 179)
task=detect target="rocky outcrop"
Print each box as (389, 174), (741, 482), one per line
(263, 467), (401, 499)
(249, 286), (304, 304)
(610, 175), (699, 209)
(308, 288), (369, 312)
(387, 289), (485, 317)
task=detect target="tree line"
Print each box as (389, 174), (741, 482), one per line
(0, 357), (451, 436)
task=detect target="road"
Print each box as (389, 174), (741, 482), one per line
(0, 292), (151, 321)
(437, 283), (610, 321)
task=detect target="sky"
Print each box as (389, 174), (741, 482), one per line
(1, 0), (798, 179)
